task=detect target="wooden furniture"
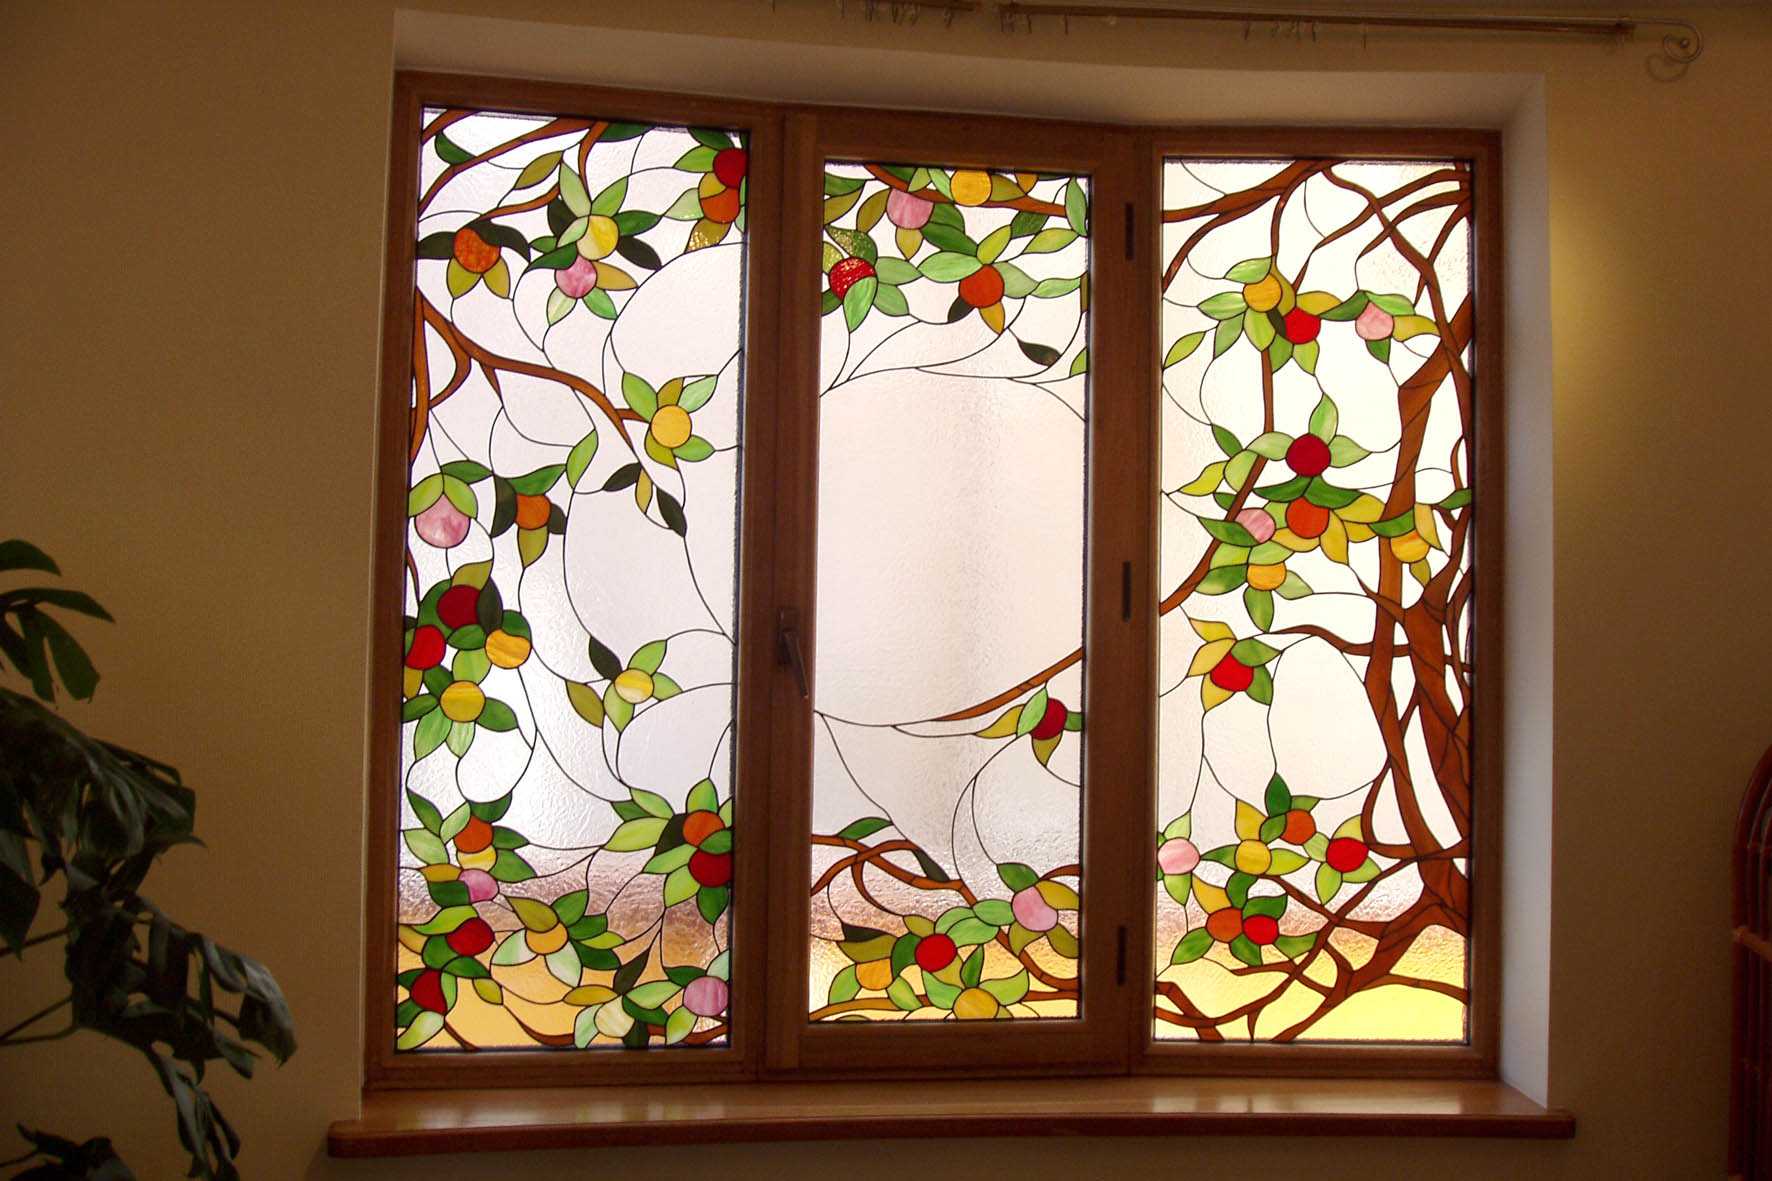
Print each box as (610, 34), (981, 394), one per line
(1733, 746), (1772, 1178)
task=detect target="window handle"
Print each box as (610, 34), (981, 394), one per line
(777, 607), (809, 699)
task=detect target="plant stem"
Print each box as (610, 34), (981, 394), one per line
(19, 925), (69, 950)
(0, 995), (71, 1045)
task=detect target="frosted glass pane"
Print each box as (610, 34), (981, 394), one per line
(809, 161), (1090, 1023)
(394, 109), (748, 1052)
(1154, 159), (1475, 1043)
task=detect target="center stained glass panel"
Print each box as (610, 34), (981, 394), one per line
(808, 160), (1091, 1023)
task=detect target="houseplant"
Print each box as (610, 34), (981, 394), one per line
(0, 540), (295, 1179)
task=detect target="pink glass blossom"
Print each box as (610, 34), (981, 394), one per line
(886, 188), (934, 230)
(1234, 507), (1275, 544)
(555, 258), (598, 299)
(1157, 837), (1200, 875)
(1355, 303), (1395, 341)
(683, 975), (729, 1017)
(1011, 886), (1059, 933)
(414, 495), (470, 548)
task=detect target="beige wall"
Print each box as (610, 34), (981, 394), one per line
(3, 2), (1768, 1177)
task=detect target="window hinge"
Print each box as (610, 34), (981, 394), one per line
(1115, 925), (1128, 985)
(1123, 201), (1135, 261)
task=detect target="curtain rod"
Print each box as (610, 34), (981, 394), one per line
(840, 1), (1703, 72)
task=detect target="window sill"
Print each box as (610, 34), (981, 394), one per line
(327, 1077), (1573, 1157)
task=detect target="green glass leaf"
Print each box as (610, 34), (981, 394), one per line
(1308, 395), (1339, 441)
(973, 899), (1014, 927)
(1035, 276), (1082, 299)
(434, 132), (471, 165)
(1264, 774), (1292, 816)
(1225, 256), (1272, 282)
(1315, 863), (1343, 902)
(558, 164), (591, 216)
(1164, 331), (1206, 367)
(1231, 638), (1279, 665)
(1439, 488), (1473, 510)
(675, 145), (717, 173)
(1258, 813), (1287, 844)
(976, 224), (1013, 264)
(1199, 292), (1247, 321)
(1195, 566), (1247, 595)
(1248, 431), (1292, 460)
(1247, 664), (1273, 706)
(1228, 934), (1263, 967)
(1320, 291), (1368, 321)
(887, 976), (921, 1012)
(663, 864), (698, 906)
(829, 964), (861, 1003)
(622, 372), (658, 419)
(1274, 933), (1316, 959)
(838, 817), (892, 841)
(1025, 227), (1077, 254)
(1244, 307), (1276, 349)
(1016, 686), (1049, 736)
(920, 252), (984, 281)
(1210, 424), (1241, 457)
(1243, 586), (1275, 633)
(1063, 180), (1088, 236)
(477, 699), (517, 732)
(1199, 517), (1258, 547)
(1227, 872), (1254, 908)
(606, 817), (667, 852)
(998, 862), (1038, 892)
(1163, 871), (1192, 906)
(685, 779), (719, 813)
(997, 262), (1036, 298)
(696, 885), (729, 923)
(959, 946), (985, 989)
(412, 708), (449, 759)
(1328, 435), (1369, 467)
(842, 276), (877, 332)
(1294, 339), (1320, 374)
(402, 828), (448, 865)
(1172, 928), (1213, 963)
(1304, 477), (1361, 510)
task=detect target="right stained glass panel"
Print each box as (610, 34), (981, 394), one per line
(1155, 158), (1475, 1043)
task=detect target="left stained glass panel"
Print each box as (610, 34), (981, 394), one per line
(395, 109), (748, 1051)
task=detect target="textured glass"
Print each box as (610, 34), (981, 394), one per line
(1154, 159), (1474, 1043)
(809, 161), (1090, 1022)
(394, 109), (748, 1051)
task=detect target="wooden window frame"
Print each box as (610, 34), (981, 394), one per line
(366, 69), (1503, 1093)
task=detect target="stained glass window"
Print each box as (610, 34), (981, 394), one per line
(394, 109), (749, 1051)
(1154, 159), (1475, 1043)
(808, 161), (1091, 1023)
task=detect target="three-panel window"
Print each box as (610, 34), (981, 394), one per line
(372, 74), (1499, 1088)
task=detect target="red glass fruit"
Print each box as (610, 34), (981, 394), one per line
(1286, 435), (1331, 477)
(437, 585), (480, 630)
(405, 624), (446, 670)
(914, 932), (957, 972)
(957, 264), (1005, 309)
(1243, 914), (1279, 945)
(446, 917), (494, 957)
(829, 256), (875, 298)
(1282, 307), (1321, 344)
(1326, 836), (1368, 873)
(454, 816), (494, 854)
(1286, 498), (1331, 539)
(689, 849), (732, 888)
(1209, 653), (1253, 693)
(411, 969), (448, 1013)
(1029, 698), (1068, 741)
(712, 148), (748, 188)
